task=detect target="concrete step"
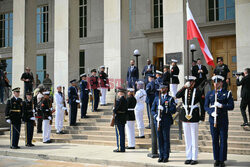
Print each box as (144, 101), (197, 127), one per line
(200, 146), (250, 155)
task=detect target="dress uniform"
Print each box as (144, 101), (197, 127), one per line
(68, 79), (80, 126)
(36, 90), (44, 133)
(41, 91), (53, 143)
(127, 64), (139, 91)
(176, 76), (205, 165)
(113, 88), (128, 152)
(141, 59), (155, 86)
(146, 74), (156, 128)
(54, 85), (67, 134)
(5, 87), (23, 149)
(99, 66), (109, 106)
(22, 92), (36, 147)
(79, 73), (89, 118)
(135, 81), (147, 138)
(204, 75), (234, 167)
(155, 70), (163, 97)
(151, 85), (176, 163)
(170, 59), (180, 102)
(125, 88), (137, 149)
(90, 69), (100, 112)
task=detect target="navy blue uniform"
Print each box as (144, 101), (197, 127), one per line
(142, 64), (155, 86)
(80, 80), (89, 117)
(151, 94), (176, 159)
(204, 89), (234, 162)
(127, 66), (139, 90)
(146, 81), (156, 126)
(68, 86), (78, 125)
(89, 75), (100, 111)
(155, 77), (163, 97)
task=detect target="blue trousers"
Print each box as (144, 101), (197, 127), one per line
(25, 121), (34, 145)
(93, 89), (100, 111)
(210, 122), (228, 162)
(70, 102), (78, 125)
(10, 123), (21, 147)
(81, 96), (89, 117)
(115, 124), (125, 152)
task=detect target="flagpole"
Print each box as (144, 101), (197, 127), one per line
(186, 0), (190, 80)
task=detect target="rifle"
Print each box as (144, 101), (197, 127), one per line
(110, 85), (117, 127)
(156, 91), (162, 131)
(214, 77), (218, 128)
(63, 87), (68, 122)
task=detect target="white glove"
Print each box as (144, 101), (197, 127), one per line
(215, 102), (223, 108)
(50, 108), (53, 111)
(32, 109), (36, 113)
(89, 92), (92, 96)
(211, 112), (217, 118)
(30, 117), (36, 121)
(156, 116), (161, 122)
(6, 119), (11, 124)
(158, 105), (164, 111)
(76, 100), (80, 103)
(185, 81), (191, 88)
(62, 107), (67, 111)
(48, 116), (52, 120)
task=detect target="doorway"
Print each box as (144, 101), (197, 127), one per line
(153, 42), (164, 71)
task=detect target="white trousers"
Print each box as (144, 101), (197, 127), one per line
(100, 88), (107, 105)
(43, 120), (51, 142)
(183, 122), (199, 160)
(125, 121), (135, 147)
(55, 108), (64, 132)
(170, 84), (178, 103)
(135, 105), (145, 137)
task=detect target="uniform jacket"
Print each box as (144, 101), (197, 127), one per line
(204, 89), (234, 124)
(135, 89), (147, 111)
(236, 75), (250, 99)
(68, 86), (78, 105)
(89, 75), (100, 90)
(41, 98), (52, 120)
(79, 80), (89, 99)
(113, 96), (128, 125)
(5, 97), (23, 124)
(146, 81), (156, 103)
(170, 65), (180, 84)
(127, 66), (139, 83)
(54, 91), (65, 111)
(99, 71), (109, 88)
(22, 99), (34, 122)
(127, 95), (136, 121)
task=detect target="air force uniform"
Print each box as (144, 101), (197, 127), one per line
(146, 75), (156, 127)
(68, 80), (79, 126)
(79, 73), (89, 118)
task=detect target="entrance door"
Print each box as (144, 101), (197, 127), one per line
(211, 36), (237, 100)
(154, 43), (163, 71)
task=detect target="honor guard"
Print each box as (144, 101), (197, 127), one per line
(80, 73), (90, 118)
(68, 79), (80, 126)
(145, 74), (156, 129)
(163, 65), (171, 86)
(213, 57), (230, 90)
(142, 59), (156, 86)
(99, 66), (110, 106)
(125, 88), (137, 149)
(170, 59), (180, 102)
(42, 91), (53, 143)
(151, 84), (176, 163)
(5, 87), (23, 149)
(22, 92), (36, 147)
(176, 76), (205, 165)
(54, 85), (67, 134)
(35, 86), (45, 133)
(113, 87), (128, 152)
(90, 69), (100, 112)
(127, 59), (139, 91)
(155, 70), (163, 97)
(135, 81), (147, 138)
(204, 75), (234, 167)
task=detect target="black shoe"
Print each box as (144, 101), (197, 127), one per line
(185, 160), (192, 164)
(43, 140), (52, 144)
(158, 158), (163, 162)
(26, 144), (35, 147)
(113, 149), (125, 152)
(11, 146), (20, 149)
(125, 146), (135, 149)
(37, 131), (42, 133)
(214, 161), (220, 167)
(241, 123), (249, 126)
(219, 162), (225, 167)
(56, 131), (60, 134)
(135, 136), (145, 139)
(145, 126), (151, 129)
(59, 131), (65, 134)
(163, 158), (169, 163)
(191, 160), (198, 165)
(83, 116), (89, 118)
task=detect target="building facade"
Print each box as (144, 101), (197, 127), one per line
(0, 0), (249, 100)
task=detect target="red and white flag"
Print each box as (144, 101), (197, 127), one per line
(186, 2), (215, 67)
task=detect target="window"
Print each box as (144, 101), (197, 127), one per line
(153, 0), (163, 28)
(36, 55), (46, 83)
(208, 0), (235, 22)
(37, 5), (49, 43)
(0, 12), (13, 48)
(79, 0), (87, 38)
(79, 51), (85, 74)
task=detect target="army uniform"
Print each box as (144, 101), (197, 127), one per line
(146, 75), (156, 128)
(68, 79), (79, 126)
(79, 74), (89, 118)
(90, 70), (100, 111)
(99, 66), (109, 106)
(36, 92), (44, 133)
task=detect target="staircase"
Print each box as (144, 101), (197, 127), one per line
(0, 101), (249, 155)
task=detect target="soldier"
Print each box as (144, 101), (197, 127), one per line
(142, 59), (156, 86)
(113, 87), (127, 152)
(5, 87), (23, 149)
(90, 69), (101, 112)
(204, 75), (234, 167)
(127, 59), (139, 91)
(99, 66), (109, 106)
(145, 74), (156, 129)
(213, 57), (230, 90)
(68, 79), (80, 126)
(41, 91), (53, 143)
(54, 85), (67, 134)
(79, 73), (89, 118)
(155, 70), (163, 97)
(176, 76), (205, 165)
(36, 86), (45, 133)
(134, 81), (147, 138)
(22, 92), (36, 147)
(162, 65), (170, 86)
(170, 59), (180, 102)
(21, 67), (34, 97)
(151, 84), (176, 163)
(125, 88), (137, 149)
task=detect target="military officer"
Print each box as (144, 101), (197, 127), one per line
(151, 84), (176, 163)
(5, 87), (23, 149)
(36, 86), (44, 133)
(145, 74), (156, 129)
(125, 88), (137, 149)
(204, 75), (234, 167)
(68, 79), (80, 126)
(163, 65), (170, 86)
(155, 70), (163, 97)
(22, 92), (36, 147)
(213, 57), (230, 90)
(170, 59), (180, 102)
(99, 66), (109, 106)
(142, 59), (156, 86)
(127, 59), (139, 91)
(79, 73), (89, 118)
(113, 87), (127, 152)
(176, 76), (205, 165)
(90, 69), (101, 112)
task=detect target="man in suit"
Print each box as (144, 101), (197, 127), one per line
(236, 68), (250, 126)
(214, 57), (230, 90)
(192, 58), (208, 89)
(170, 59), (180, 102)
(142, 59), (156, 86)
(68, 79), (80, 126)
(127, 59), (139, 91)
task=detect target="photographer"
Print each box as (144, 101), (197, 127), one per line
(236, 68), (250, 126)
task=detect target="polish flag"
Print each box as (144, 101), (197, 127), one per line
(186, 3), (215, 67)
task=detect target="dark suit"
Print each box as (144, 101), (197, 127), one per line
(68, 86), (78, 125)
(192, 64), (208, 88)
(163, 71), (170, 86)
(127, 66), (139, 90)
(142, 64), (156, 85)
(237, 75), (250, 123)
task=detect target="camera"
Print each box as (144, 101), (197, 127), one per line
(233, 72), (244, 77)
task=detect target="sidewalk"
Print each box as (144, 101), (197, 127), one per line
(0, 139), (249, 167)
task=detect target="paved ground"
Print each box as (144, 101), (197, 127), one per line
(0, 139), (249, 167)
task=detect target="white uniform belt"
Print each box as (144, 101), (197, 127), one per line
(128, 108), (134, 111)
(182, 104), (198, 109)
(173, 75), (178, 77)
